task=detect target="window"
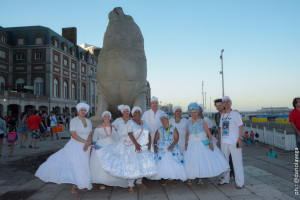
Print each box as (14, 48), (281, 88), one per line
(35, 37), (42, 45)
(63, 81), (68, 99)
(54, 40), (58, 47)
(54, 54), (59, 62)
(16, 53), (24, 60)
(72, 49), (75, 57)
(72, 83), (76, 100)
(82, 85), (86, 100)
(0, 50), (6, 59)
(0, 76), (5, 90)
(63, 58), (68, 66)
(71, 62), (76, 70)
(34, 77), (44, 95)
(64, 45), (67, 52)
(1, 35), (6, 43)
(54, 78), (59, 97)
(82, 54), (85, 61)
(34, 52), (42, 60)
(17, 38), (24, 45)
(15, 78), (25, 91)
(81, 66), (85, 73)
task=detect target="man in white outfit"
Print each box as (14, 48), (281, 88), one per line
(218, 96), (244, 189)
(141, 97), (164, 144)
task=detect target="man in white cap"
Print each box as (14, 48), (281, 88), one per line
(218, 96), (244, 189)
(142, 97), (164, 144)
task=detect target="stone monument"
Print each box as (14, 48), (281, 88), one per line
(92, 7), (147, 122)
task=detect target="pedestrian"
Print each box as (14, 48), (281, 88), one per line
(0, 114), (7, 157)
(5, 126), (18, 157)
(218, 96), (244, 189)
(249, 130), (255, 145)
(91, 111), (127, 189)
(184, 103), (229, 186)
(8, 115), (17, 129)
(142, 97), (164, 144)
(267, 146), (277, 159)
(169, 106), (188, 152)
(18, 112), (28, 148)
(255, 132), (259, 143)
(35, 103), (93, 196)
(112, 105), (131, 141)
(197, 104), (214, 132)
(27, 110), (45, 149)
(40, 111), (48, 140)
(49, 112), (59, 140)
(153, 112), (186, 184)
(98, 106), (157, 193)
(289, 97), (300, 156)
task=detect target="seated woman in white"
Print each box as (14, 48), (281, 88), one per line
(153, 112), (186, 184)
(97, 106), (157, 193)
(90, 111), (127, 189)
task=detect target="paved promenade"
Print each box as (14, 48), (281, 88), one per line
(0, 130), (298, 200)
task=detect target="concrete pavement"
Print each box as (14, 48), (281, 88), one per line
(0, 130), (298, 200)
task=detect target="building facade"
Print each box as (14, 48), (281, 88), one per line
(0, 26), (98, 117)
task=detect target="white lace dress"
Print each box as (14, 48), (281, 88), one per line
(169, 118), (188, 152)
(184, 119), (230, 179)
(97, 120), (157, 179)
(35, 117), (92, 190)
(90, 126), (127, 187)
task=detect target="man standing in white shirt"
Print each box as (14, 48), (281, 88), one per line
(142, 97), (164, 144)
(218, 96), (244, 189)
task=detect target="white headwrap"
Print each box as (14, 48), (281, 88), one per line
(198, 104), (205, 112)
(76, 102), (90, 113)
(131, 106), (142, 115)
(151, 96), (158, 103)
(160, 112), (169, 120)
(172, 106), (182, 113)
(118, 105), (131, 113)
(222, 96), (231, 102)
(102, 111), (112, 119)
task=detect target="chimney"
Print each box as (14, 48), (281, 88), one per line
(62, 27), (77, 45)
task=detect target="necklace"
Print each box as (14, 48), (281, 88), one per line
(192, 118), (200, 135)
(124, 120), (144, 146)
(103, 125), (112, 137)
(162, 124), (171, 141)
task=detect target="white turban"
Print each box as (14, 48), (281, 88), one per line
(76, 103), (90, 113)
(198, 104), (205, 112)
(172, 106), (182, 113)
(222, 96), (231, 102)
(160, 112), (169, 120)
(102, 111), (112, 119)
(131, 106), (142, 115)
(118, 105), (131, 113)
(151, 96), (158, 103)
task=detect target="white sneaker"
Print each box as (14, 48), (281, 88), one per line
(198, 179), (204, 185)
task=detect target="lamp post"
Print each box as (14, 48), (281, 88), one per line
(220, 49), (225, 97)
(202, 81), (204, 105)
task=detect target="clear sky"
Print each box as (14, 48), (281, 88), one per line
(1, 0), (299, 112)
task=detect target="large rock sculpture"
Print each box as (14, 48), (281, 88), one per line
(92, 7), (147, 121)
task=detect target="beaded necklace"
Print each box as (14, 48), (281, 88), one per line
(162, 124), (171, 141)
(191, 118), (200, 135)
(103, 125), (112, 137)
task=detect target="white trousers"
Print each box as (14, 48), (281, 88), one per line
(221, 143), (244, 187)
(127, 178), (142, 187)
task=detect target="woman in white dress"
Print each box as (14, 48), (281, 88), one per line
(112, 105), (131, 140)
(153, 112), (186, 184)
(169, 106), (188, 152)
(184, 102), (229, 186)
(90, 111), (127, 189)
(35, 103), (93, 196)
(97, 106), (157, 193)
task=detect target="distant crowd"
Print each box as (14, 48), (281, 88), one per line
(0, 111), (75, 157)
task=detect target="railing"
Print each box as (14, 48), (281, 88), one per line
(243, 125), (296, 151)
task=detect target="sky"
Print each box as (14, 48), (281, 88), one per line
(1, 0), (299, 112)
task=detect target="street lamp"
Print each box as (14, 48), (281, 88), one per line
(220, 49), (225, 97)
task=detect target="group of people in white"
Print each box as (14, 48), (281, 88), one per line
(35, 96), (244, 196)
